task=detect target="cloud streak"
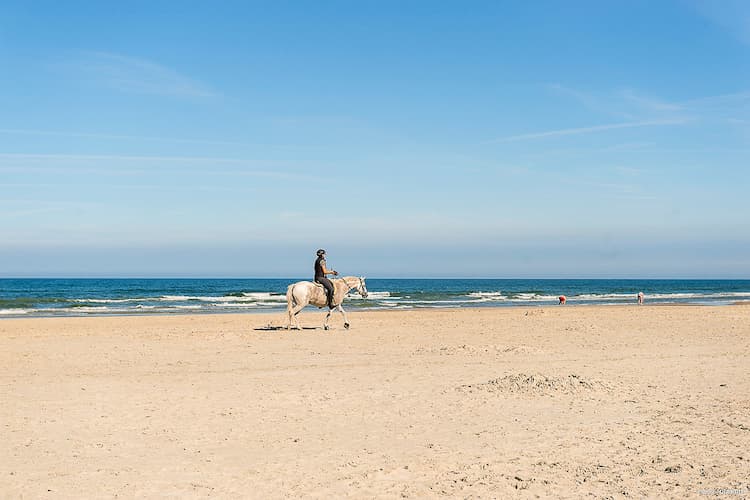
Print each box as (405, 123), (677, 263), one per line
(488, 119), (687, 143)
(0, 153), (249, 163)
(0, 153), (317, 181)
(691, 0), (750, 46)
(547, 84), (634, 119)
(620, 89), (683, 113)
(679, 89), (750, 108)
(62, 51), (217, 98)
(0, 128), (242, 146)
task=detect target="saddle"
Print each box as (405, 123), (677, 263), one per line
(312, 281), (335, 308)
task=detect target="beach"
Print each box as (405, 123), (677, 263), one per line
(2, 305), (748, 498)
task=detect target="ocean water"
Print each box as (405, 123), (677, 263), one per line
(1, 278), (749, 318)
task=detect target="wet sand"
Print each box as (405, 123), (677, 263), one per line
(2, 305), (749, 498)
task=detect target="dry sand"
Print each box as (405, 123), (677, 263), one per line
(2, 305), (749, 498)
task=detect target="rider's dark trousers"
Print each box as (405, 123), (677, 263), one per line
(315, 277), (334, 307)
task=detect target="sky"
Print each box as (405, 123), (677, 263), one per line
(1, 1), (748, 278)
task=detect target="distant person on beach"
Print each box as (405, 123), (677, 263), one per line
(558, 295), (566, 305)
(637, 292), (644, 305)
(314, 249), (338, 308)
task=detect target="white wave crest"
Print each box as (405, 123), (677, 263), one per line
(211, 302), (260, 308)
(74, 298), (147, 303)
(159, 293), (286, 303)
(575, 293), (639, 300)
(0, 308), (30, 315)
(347, 291), (390, 300)
(241, 292), (287, 301)
(468, 291), (506, 298)
(71, 306), (113, 313)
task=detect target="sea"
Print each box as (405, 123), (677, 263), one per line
(1, 278), (749, 318)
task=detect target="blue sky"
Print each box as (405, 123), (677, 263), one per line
(1, 1), (748, 278)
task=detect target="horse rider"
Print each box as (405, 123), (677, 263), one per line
(314, 249), (338, 308)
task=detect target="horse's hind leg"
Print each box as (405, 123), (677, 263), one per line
(287, 292), (304, 330)
(290, 303), (304, 330)
(286, 286), (297, 330)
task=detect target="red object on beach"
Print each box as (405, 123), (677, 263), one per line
(558, 295), (566, 305)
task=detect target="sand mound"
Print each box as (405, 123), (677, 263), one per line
(458, 373), (612, 396)
(500, 345), (539, 354)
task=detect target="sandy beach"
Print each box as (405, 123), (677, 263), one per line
(2, 305), (748, 498)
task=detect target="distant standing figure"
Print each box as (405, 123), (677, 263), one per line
(558, 295), (566, 305)
(637, 291), (644, 305)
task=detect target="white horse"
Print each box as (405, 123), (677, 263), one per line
(286, 276), (368, 330)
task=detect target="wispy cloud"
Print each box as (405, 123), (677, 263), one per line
(498, 83), (749, 144)
(488, 119), (687, 143)
(677, 89), (750, 124)
(61, 51), (217, 98)
(0, 128), (241, 146)
(491, 84), (691, 144)
(613, 166), (644, 176)
(0, 127), (329, 151)
(557, 177), (657, 201)
(547, 84), (634, 119)
(0, 199), (99, 218)
(552, 83), (749, 118)
(0, 153), (249, 163)
(549, 84), (687, 118)
(0, 207), (65, 219)
(691, 0), (750, 46)
(0, 153), (317, 181)
(619, 89), (683, 113)
(679, 89), (750, 108)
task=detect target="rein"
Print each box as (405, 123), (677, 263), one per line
(338, 276), (354, 292)
(337, 276), (364, 295)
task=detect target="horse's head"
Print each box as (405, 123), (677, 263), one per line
(357, 276), (368, 298)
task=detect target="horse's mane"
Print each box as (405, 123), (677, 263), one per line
(333, 276), (360, 283)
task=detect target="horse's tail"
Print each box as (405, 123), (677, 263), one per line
(286, 284), (296, 311)
(285, 284), (296, 329)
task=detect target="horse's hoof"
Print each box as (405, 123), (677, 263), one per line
(344, 322), (350, 329)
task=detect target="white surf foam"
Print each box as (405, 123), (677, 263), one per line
(0, 308), (30, 315)
(468, 291), (506, 298)
(159, 293), (286, 303)
(347, 291), (390, 300)
(70, 306), (113, 313)
(211, 302), (260, 308)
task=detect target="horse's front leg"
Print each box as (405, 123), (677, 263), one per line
(324, 308), (333, 330)
(337, 304), (350, 330)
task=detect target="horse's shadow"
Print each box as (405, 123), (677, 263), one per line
(253, 325), (320, 331)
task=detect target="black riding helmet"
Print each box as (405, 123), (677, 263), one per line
(316, 249), (326, 257)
